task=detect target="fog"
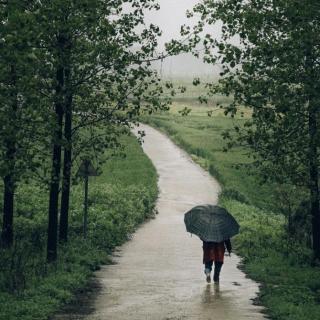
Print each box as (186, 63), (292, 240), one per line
(144, 0), (222, 79)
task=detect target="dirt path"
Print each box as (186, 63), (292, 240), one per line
(56, 124), (266, 320)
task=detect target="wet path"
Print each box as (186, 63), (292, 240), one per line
(56, 124), (265, 320)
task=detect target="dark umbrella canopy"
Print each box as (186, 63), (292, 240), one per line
(184, 204), (240, 242)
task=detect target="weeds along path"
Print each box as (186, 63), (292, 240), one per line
(57, 124), (266, 320)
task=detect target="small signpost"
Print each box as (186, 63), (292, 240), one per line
(77, 160), (99, 238)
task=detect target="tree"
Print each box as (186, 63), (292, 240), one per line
(34, 0), (167, 262)
(0, 1), (44, 247)
(58, 0), (167, 243)
(184, 0), (320, 259)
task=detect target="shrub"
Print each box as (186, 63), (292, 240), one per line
(220, 188), (250, 204)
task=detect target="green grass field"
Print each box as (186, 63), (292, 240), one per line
(143, 103), (276, 210)
(0, 134), (158, 320)
(143, 98), (320, 320)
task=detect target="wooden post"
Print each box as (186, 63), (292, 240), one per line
(77, 160), (99, 239)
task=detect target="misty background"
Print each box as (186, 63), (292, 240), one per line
(144, 0), (222, 79)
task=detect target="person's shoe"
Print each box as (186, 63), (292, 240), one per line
(213, 277), (219, 284)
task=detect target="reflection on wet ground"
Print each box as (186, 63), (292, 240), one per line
(202, 284), (221, 304)
(53, 124), (266, 320)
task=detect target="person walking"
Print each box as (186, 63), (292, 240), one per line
(203, 239), (232, 283)
(184, 204), (238, 283)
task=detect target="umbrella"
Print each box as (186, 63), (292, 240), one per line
(184, 204), (239, 242)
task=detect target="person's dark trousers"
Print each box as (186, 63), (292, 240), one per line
(213, 261), (223, 282)
(205, 260), (213, 272)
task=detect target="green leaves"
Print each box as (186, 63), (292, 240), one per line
(187, 0), (320, 258)
(185, 0), (320, 186)
(0, 0), (168, 257)
(0, 0), (169, 183)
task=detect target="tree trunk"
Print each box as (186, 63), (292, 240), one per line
(305, 43), (320, 260)
(59, 68), (73, 243)
(1, 64), (17, 248)
(47, 65), (64, 263)
(2, 175), (14, 247)
(308, 108), (320, 260)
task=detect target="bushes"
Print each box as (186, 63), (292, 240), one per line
(221, 198), (284, 258)
(84, 184), (156, 250)
(221, 197), (320, 319)
(220, 188), (250, 205)
(0, 134), (158, 320)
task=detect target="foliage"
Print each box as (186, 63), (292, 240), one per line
(143, 110), (280, 211)
(145, 103), (319, 319)
(0, 1), (46, 181)
(0, 0), (169, 255)
(183, 0), (320, 185)
(32, 0), (169, 157)
(0, 134), (158, 320)
(220, 188), (250, 205)
(222, 198), (320, 320)
(180, 0), (320, 258)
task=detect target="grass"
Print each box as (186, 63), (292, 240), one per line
(222, 198), (320, 320)
(0, 133), (158, 320)
(143, 107), (277, 210)
(143, 99), (320, 320)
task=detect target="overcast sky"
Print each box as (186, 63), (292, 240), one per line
(144, 0), (221, 78)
